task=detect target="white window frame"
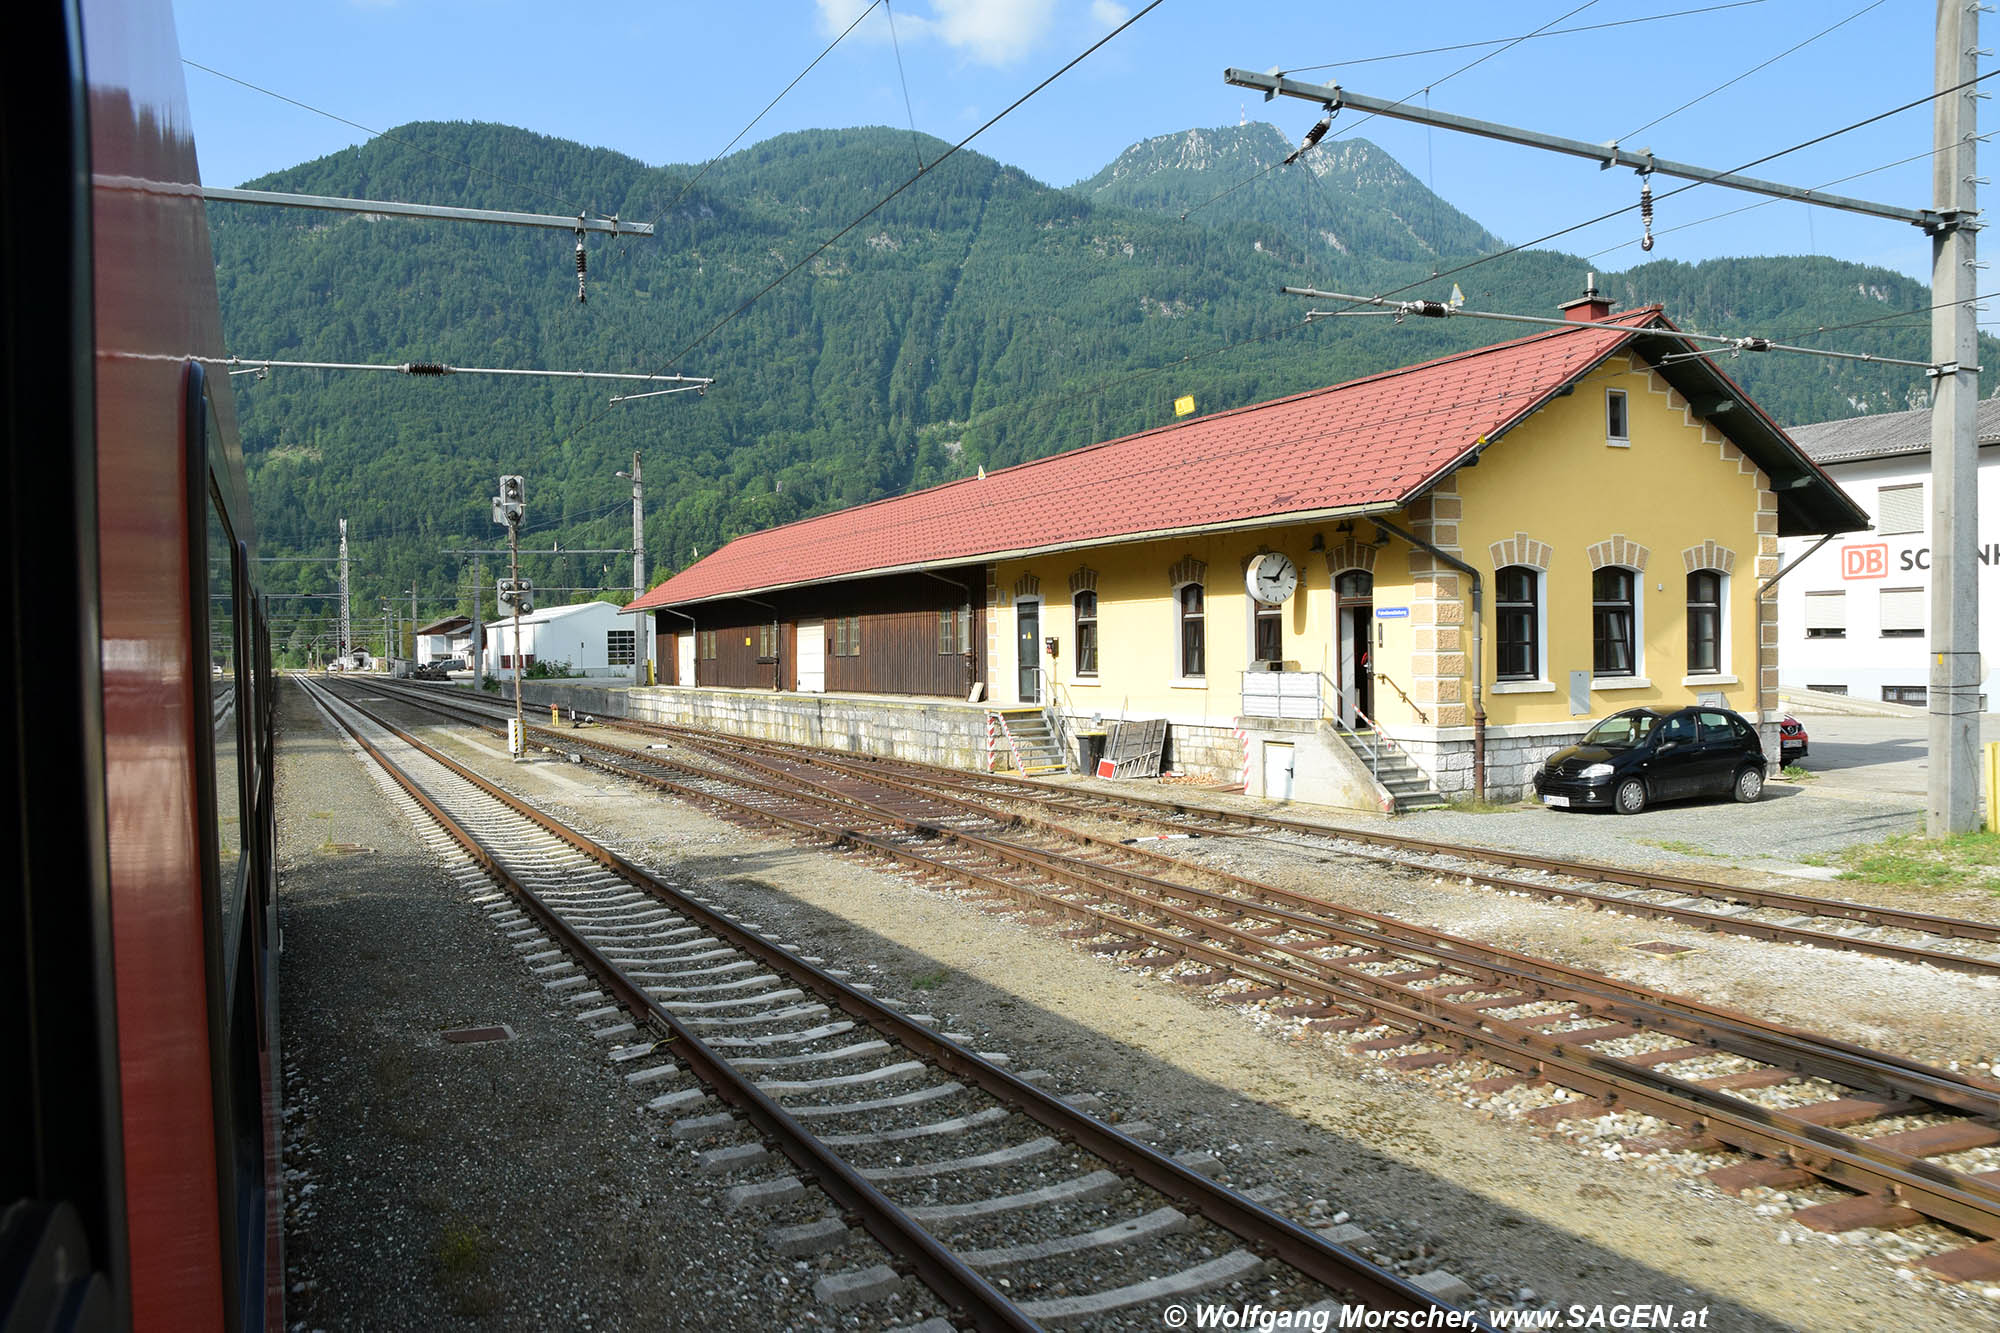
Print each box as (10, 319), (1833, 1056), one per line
(1803, 589), (1846, 639)
(1490, 565), (1552, 693)
(1879, 585), (1925, 638)
(1071, 590), (1099, 683)
(1248, 596), (1284, 665)
(1605, 388), (1630, 447)
(1682, 569), (1732, 682)
(1591, 564), (1649, 690)
(1173, 581), (1206, 685)
(1877, 483), (1925, 537)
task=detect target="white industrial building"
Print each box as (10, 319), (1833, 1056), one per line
(480, 600), (639, 681)
(1777, 398), (2000, 708)
(413, 615), (473, 667)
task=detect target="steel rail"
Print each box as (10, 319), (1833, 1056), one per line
(427, 705), (2000, 1243)
(786, 741), (2000, 945)
(303, 680), (1045, 1331)
(574, 745), (2000, 1241)
(314, 678), (1454, 1318)
(368, 680), (2000, 1096)
(354, 681), (2000, 1244)
(668, 734), (2000, 1118)
(678, 733), (2000, 977)
(364, 683), (2000, 1109)
(424, 683), (1997, 948)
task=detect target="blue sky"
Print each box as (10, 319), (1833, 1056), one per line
(173, 1), (1959, 289)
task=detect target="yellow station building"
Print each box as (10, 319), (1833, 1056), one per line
(629, 288), (1866, 810)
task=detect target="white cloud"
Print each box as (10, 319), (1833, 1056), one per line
(814, 0), (1063, 67)
(1089, 0), (1130, 28)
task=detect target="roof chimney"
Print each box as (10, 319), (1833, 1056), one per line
(1558, 272), (1612, 322)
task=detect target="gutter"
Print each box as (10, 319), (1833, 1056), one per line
(1371, 516), (1487, 801)
(1754, 534), (1836, 750)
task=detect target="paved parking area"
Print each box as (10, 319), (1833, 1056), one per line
(1369, 711), (1982, 877)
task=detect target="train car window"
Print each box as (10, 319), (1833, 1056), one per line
(207, 476), (246, 945)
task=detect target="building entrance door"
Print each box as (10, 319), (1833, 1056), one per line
(797, 619), (825, 692)
(1016, 599), (1041, 703)
(677, 632), (695, 686)
(1335, 570), (1374, 727)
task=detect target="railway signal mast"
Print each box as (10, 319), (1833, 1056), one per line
(495, 475), (529, 758)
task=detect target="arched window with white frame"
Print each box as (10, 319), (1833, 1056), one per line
(1175, 582), (1205, 680)
(1593, 567), (1639, 677)
(1686, 569), (1726, 675)
(1496, 566), (1542, 681)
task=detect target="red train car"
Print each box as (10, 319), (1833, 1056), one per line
(2, 2), (281, 1329)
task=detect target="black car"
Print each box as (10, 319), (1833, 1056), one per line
(1533, 706), (1767, 814)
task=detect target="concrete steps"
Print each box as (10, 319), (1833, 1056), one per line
(994, 707), (1069, 774)
(1346, 730), (1446, 812)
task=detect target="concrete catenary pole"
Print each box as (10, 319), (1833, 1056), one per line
(469, 555), (483, 682)
(629, 451), (647, 683)
(1930, 0), (1981, 835)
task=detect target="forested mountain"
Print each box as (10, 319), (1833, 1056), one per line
(1070, 123), (1503, 263)
(209, 121), (1983, 662)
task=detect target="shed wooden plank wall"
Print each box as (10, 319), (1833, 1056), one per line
(650, 569), (986, 698)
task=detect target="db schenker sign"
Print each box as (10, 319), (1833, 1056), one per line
(1842, 541), (2000, 578)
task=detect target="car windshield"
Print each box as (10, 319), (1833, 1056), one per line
(1581, 713), (1658, 749)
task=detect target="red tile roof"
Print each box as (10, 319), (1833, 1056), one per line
(633, 308), (1666, 609)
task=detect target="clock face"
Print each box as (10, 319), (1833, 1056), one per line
(1246, 552), (1299, 603)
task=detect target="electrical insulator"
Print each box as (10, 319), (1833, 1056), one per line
(575, 239), (588, 304)
(1639, 173), (1655, 253)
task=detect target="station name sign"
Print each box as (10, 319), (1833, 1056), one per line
(1841, 541), (2000, 579)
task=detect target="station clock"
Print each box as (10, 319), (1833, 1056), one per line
(1245, 552), (1299, 604)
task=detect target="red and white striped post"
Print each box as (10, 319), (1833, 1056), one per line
(985, 713), (996, 773)
(1233, 717), (1251, 793)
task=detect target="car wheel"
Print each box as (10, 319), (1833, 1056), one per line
(1734, 766), (1764, 803)
(1614, 777), (1647, 815)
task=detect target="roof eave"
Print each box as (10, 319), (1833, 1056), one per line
(627, 499), (1402, 611)
(1632, 333), (1872, 536)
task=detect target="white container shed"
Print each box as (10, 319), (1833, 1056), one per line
(483, 601), (638, 680)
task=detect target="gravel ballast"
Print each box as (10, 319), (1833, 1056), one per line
(282, 684), (2000, 1329)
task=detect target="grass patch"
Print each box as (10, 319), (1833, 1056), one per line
(1832, 829), (2000, 892)
(435, 1223), (490, 1279)
(909, 968), (949, 990)
(309, 810), (333, 819)
(1638, 838), (1725, 859)
(1780, 764), (1816, 781)
(434, 1222), (501, 1315)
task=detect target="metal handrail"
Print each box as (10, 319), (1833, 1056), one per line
(1038, 668), (1078, 770)
(1373, 672), (1429, 724)
(1316, 673), (1436, 793)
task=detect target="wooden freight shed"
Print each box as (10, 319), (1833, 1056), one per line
(626, 288), (1867, 807)
(646, 569), (985, 697)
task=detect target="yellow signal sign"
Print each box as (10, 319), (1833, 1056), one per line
(1174, 395), (1196, 417)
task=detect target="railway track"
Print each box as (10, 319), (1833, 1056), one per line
(300, 675), (1462, 1329)
(374, 679), (2000, 977)
(349, 677), (2000, 1283)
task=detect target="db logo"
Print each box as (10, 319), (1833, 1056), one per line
(1842, 543), (1889, 579)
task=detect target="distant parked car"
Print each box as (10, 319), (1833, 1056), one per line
(1779, 715), (1808, 763)
(1533, 706), (1768, 814)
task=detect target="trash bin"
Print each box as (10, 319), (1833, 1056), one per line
(1076, 730), (1107, 774)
